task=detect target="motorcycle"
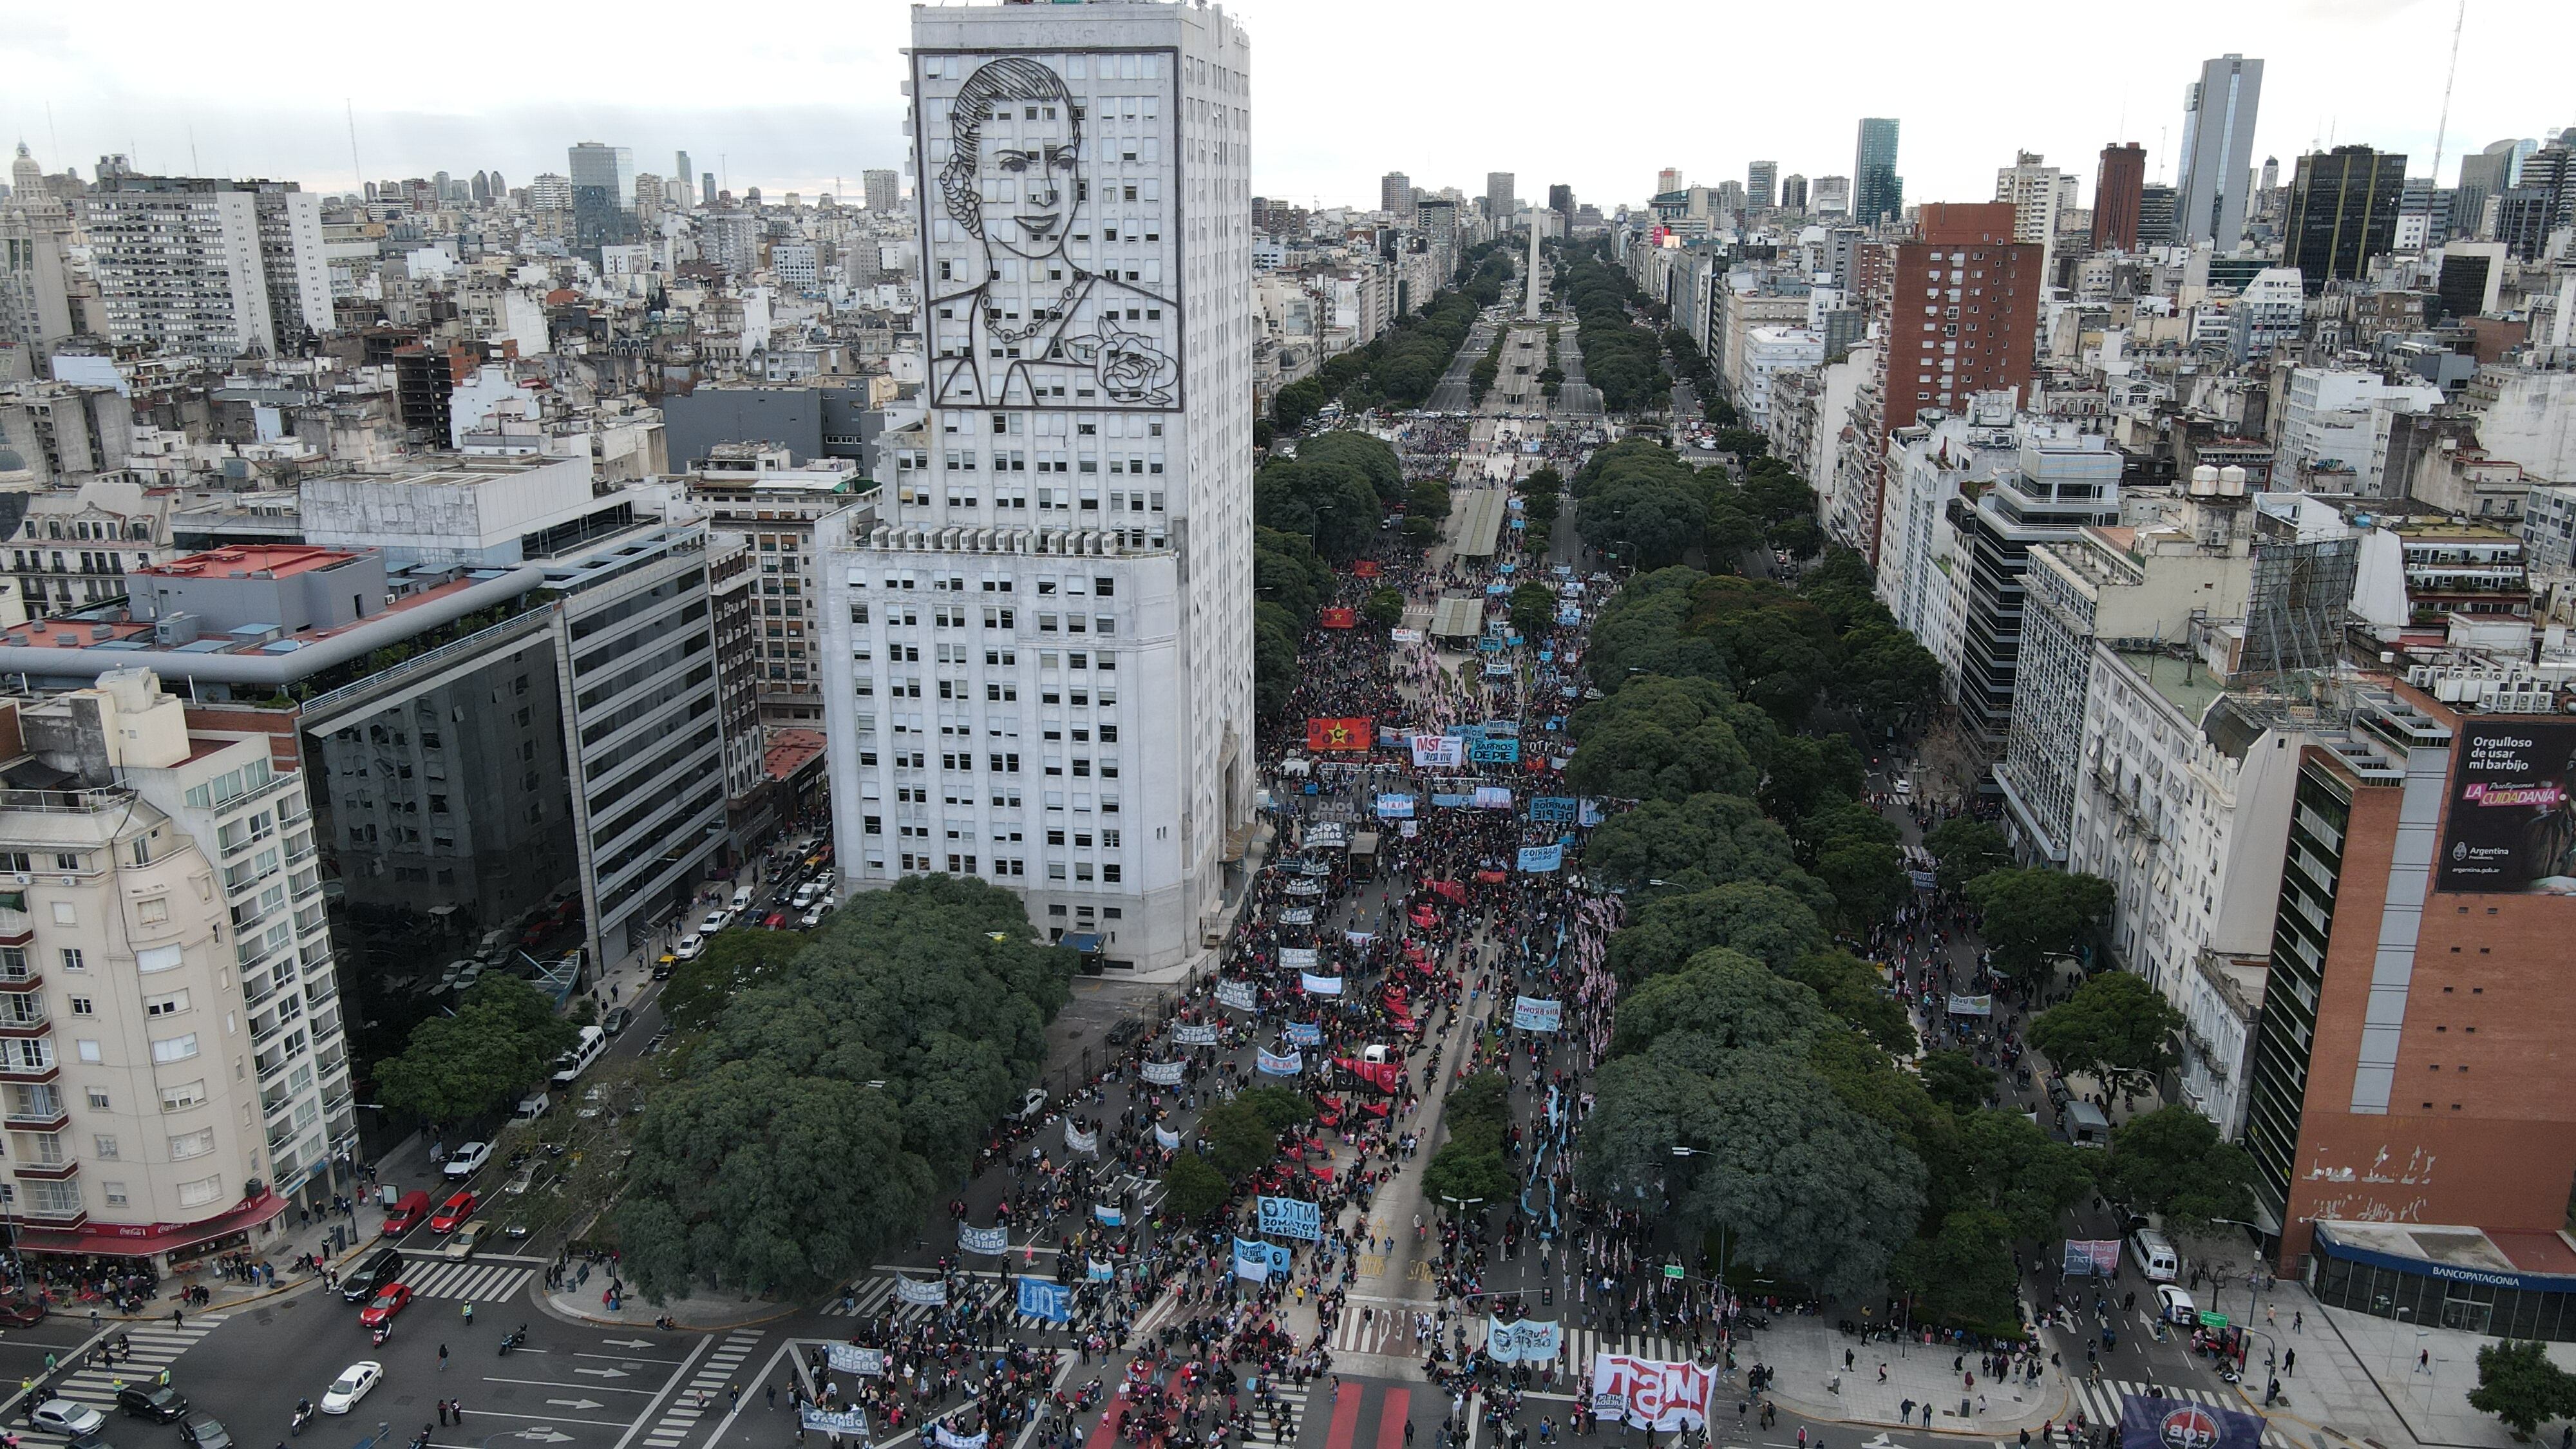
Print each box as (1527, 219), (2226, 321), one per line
(291, 1401), (316, 1437)
(370, 1322), (393, 1348)
(499, 1325), (527, 1356)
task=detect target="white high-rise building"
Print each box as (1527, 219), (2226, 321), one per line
(819, 0), (1255, 972)
(2174, 54), (2264, 252)
(1994, 151), (2069, 274)
(82, 175), (331, 358)
(864, 168), (901, 214)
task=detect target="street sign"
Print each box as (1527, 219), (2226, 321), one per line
(2199, 1311), (2230, 1329)
(1662, 1264), (1685, 1279)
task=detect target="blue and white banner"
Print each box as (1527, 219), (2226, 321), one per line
(1233, 1236), (1273, 1282)
(1154, 1124), (1182, 1151)
(1065, 1121), (1098, 1153)
(893, 1275), (947, 1306)
(1284, 1021), (1323, 1046)
(1258, 1196), (1323, 1241)
(1578, 797), (1605, 828)
(801, 1405), (871, 1436)
(826, 1343), (886, 1376)
(1141, 1059), (1185, 1086)
(1529, 796), (1578, 823)
(1376, 793), (1417, 819)
(1468, 737), (1522, 764)
(1278, 907), (1317, 926)
(958, 1224), (1009, 1255)
(1215, 980), (1260, 1012)
(1301, 972), (1345, 996)
(934, 1424), (989, 1449)
(1173, 1022), (1222, 1046)
(1094, 1202), (1125, 1227)
(1429, 793), (1473, 809)
(1088, 1256), (1115, 1282)
(1256, 1047), (1303, 1075)
(1280, 947), (1320, 969)
(1345, 931), (1376, 946)
(1516, 844), (1564, 873)
(1511, 996), (1564, 1032)
(1016, 1276), (1072, 1323)
(1473, 787), (1515, 810)
(1484, 1317), (1564, 1363)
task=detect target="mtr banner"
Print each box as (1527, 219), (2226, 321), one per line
(1590, 1354), (1715, 1431)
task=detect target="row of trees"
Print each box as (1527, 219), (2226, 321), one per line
(1470, 325), (1505, 406)
(1268, 242), (1513, 434)
(614, 876), (1076, 1300)
(1553, 240), (1669, 412)
(1569, 438), (1834, 577)
(1162, 1086), (1316, 1221)
(1247, 431), (1406, 719)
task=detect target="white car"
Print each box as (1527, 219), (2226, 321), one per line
(671, 933), (706, 962)
(320, 1362), (383, 1415)
(2155, 1283), (2197, 1325)
(443, 1141), (493, 1179)
(32, 1401), (104, 1437)
(1008, 1086), (1050, 1122)
(699, 908), (734, 935)
(730, 886), (754, 911)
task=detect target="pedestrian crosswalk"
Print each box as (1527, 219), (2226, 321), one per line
(398, 1259), (535, 1303)
(819, 1270), (1072, 1334)
(16, 1314), (225, 1443)
(1325, 1306), (1707, 1374)
(2065, 1378), (2297, 1448)
(641, 1329), (766, 1449)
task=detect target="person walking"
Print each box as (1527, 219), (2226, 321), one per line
(439, 1344), (449, 1372)
(463, 1302), (475, 1327)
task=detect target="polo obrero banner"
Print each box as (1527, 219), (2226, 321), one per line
(2119, 1396), (2266, 1449)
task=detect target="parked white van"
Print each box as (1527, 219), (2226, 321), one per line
(550, 1025), (608, 1086)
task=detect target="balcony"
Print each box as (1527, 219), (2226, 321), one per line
(0, 907), (30, 947)
(14, 1203), (84, 1229)
(10, 1157), (77, 1181)
(0, 1004), (49, 1037)
(0, 1057), (58, 1084)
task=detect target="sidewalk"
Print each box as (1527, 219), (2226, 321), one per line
(535, 1270), (794, 1332)
(1752, 1316), (2070, 1437)
(2240, 1285), (2575, 1449)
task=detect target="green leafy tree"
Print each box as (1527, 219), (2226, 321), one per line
(1609, 948), (1832, 1058)
(1963, 869), (2115, 984)
(1564, 675), (1761, 804)
(1917, 1049), (1998, 1114)
(1895, 1209), (2021, 1330)
(1925, 817), (2014, 894)
(1296, 431), (1406, 506)
(1778, 950), (1917, 1055)
(613, 875), (1075, 1302)
(1361, 587), (1406, 629)
(1580, 792), (1826, 914)
(1200, 1097), (1284, 1180)
(660, 929), (811, 1034)
(375, 976), (579, 1126)
(1950, 1108), (2096, 1241)
(2105, 1105), (2260, 1240)
(1757, 733), (1867, 824)
(1422, 1141), (1515, 1209)
(1510, 582), (1558, 641)
(2468, 1340), (2576, 1439)
(1604, 882), (1826, 981)
(2030, 972), (2185, 1095)
(1162, 1151), (1230, 1222)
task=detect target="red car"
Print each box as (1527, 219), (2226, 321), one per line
(0, 1298), (46, 1327)
(430, 1190), (477, 1233)
(357, 1282), (413, 1328)
(382, 1189), (431, 1235)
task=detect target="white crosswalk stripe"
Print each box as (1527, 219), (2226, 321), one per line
(641, 1330), (766, 1448)
(397, 1259), (535, 1303)
(15, 1315), (227, 1439)
(2063, 1378), (2296, 1449)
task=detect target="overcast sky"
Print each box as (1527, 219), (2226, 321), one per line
(8, 0), (2568, 213)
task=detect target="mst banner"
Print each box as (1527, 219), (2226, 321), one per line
(2436, 720), (2576, 893)
(1591, 1354), (1714, 1431)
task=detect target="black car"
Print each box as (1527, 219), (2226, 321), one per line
(1105, 1019), (1144, 1048)
(181, 1416), (232, 1449)
(116, 1385), (188, 1423)
(341, 1246), (403, 1303)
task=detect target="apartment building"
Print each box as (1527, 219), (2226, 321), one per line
(0, 668), (351, 1269)
(83, 175), (331, 359)
(9, 479), (175, 621)
(682, 444), (869, 730)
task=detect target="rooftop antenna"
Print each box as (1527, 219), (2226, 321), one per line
(2429, 0), (2467, 186)
(44, 102), (58, 169)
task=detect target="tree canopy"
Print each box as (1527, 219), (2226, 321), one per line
(615, 876), (1075, 1300)
(1964, 869), (2115, 984)
(2104, 1104), (2260, 1240)
(2029, 972), (2184, 1094)
(375, 975), (579, 1128)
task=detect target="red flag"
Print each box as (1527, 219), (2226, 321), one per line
(1430, 879), (1466, 904)
(1320, 607), (1358, 629)
(1352, 560), (1383, 578)
(1305, 717), (1374, 752)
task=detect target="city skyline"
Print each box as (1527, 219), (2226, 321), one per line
(7, 0), (2567, 213)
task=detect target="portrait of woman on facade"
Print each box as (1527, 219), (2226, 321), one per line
(927, 55), (1180, 410)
